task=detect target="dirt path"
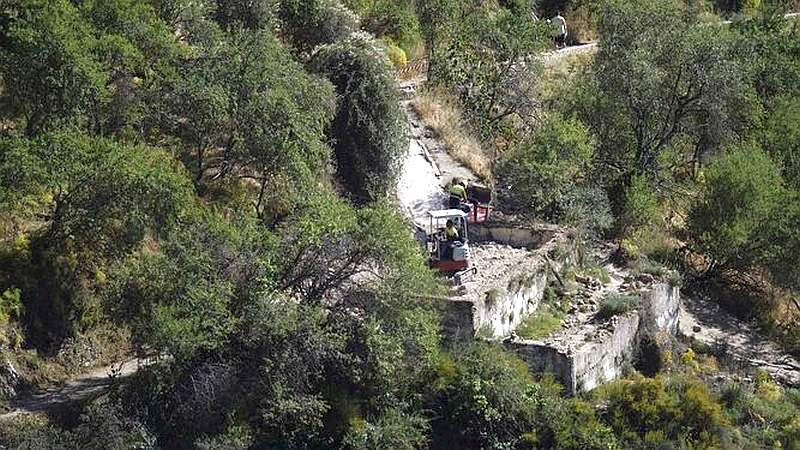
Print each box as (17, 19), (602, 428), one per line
(679, 298), (800, 387)
(0, 357), (156, 420)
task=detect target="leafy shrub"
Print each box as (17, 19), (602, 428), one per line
(278, 0), (360, 53)
(721, 380), (800, 448)
(762, 96), (800, 189)
(597, 374), (734, 448)
(385, 40), (407, 66)
(557, 185), (615, 236)
(618, 175), (659, 236)
(598, 294), (640, 320)
(0, 288), (23, 325)
(354, 0), (423, 58)
(497, 116), (595, 217)
(431, 342), (539, 449)
(688, 144), (797, 281)
(342, 409), (429, 450)
(311, 32), (407, 201)
(516, 306), (563, 340)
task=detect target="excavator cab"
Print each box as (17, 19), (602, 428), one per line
(426, 210), (475, 281)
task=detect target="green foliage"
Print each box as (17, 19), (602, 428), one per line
(0, 0), (107, 136)
(0, 400), (155, 449)
(213, 0), (275, 30)
(557, 185), (615, 236)
(163, 27), (335, 216)
(597, 374), (735, 448)
(688, 144), (796, 280)
(430, 3), (548, 136)
(497, 116), (595, 217)
(385, 40), (408, 66)
(0, 131), (195, 343)
(352, 0), (423, 58)
(516, 305), (563, 340)
(619, 175), (659, 237)
(598, 294), (640, 320)
(594, 0), (751, 184)
(311, 32), (407, 201)
(278, 0), (360, 53)
(732, 10), (800, 102)
(762, 96), (800, 189)
(342, 409), (429, 450)
(0, 288), (23, 325)
(431, 342), (540, 449)
(721, 380), (800, 448)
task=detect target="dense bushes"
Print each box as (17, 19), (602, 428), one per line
(496, 116), (595, 218)
(278, 0), (360, 53)
(312, 32), (407, 201)
(688, 145), (800, 288)
(597, 374), (735, 448)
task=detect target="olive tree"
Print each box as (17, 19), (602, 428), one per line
(496, 116), (595, 218)
(311, 32), (407, 202)
(0, 0), (106, 136)
(595, 0), (749, 183)
(688, 144), (796, 282)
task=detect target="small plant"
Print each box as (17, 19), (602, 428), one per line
(583, 264), (611, 284)
(597, 294), (640, 320)
(516, 305), (563, 340)
(0, 288), (23, 325)
(628, 257), (668, 278)
(681, 348), (696, 365)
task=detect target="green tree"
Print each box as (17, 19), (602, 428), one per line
(0, 0), (106, 136)
(431, 342), (540, 449)
(311, 32), (407, 202)
(278, 0), (360, 54)
(496, 116), (595, 218)
(213, 0), (274, 30)
(0, 131), (195, 344)
(342, 409), (429, 450)
(688, 145), (786, 277)
(431, 3), (548, 136)
(762, 96), (800, 189)
(159, 28), (335, 217)
(595, 0), (749, 182)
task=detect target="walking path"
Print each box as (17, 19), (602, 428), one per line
(679, 298), (800, 387)
(0, 357), (157, 420)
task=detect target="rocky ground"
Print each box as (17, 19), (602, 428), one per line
(455, 241), (551, 304)
(0, 357), (157, 421)
(679, 298), (800, 386)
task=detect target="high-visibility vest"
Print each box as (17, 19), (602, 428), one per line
(446, 225), (459, 239)
(449, 184), (466, 198)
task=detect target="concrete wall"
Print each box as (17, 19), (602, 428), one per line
(639, 283), (680, 335)
(442, 229), (579, 340)
(572, 313), (640, 393)
(507, 282), (681, 395)
(479, 269), (549, 338)
(469, 223), (558, 249)
(443, 269), (549, 340)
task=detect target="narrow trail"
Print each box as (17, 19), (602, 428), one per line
(0, 357), (156, 421)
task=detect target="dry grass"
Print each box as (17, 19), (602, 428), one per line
(411, 89), (493, 182)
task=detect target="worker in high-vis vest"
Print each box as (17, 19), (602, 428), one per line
(448, 179), (467, 208)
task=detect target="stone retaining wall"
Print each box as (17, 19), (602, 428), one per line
(442, 229), (578, 340)
(469, 222), (559, 249)
(507, 282), (681, 395)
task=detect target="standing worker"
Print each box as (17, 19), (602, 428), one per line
(551, 11), (567, 49)
(448, 178), (468, 209)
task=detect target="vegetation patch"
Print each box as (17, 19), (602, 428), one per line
(516, 304), (563, 340)
(412, 89), (492, 181)
(598, 294), (640, 320)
